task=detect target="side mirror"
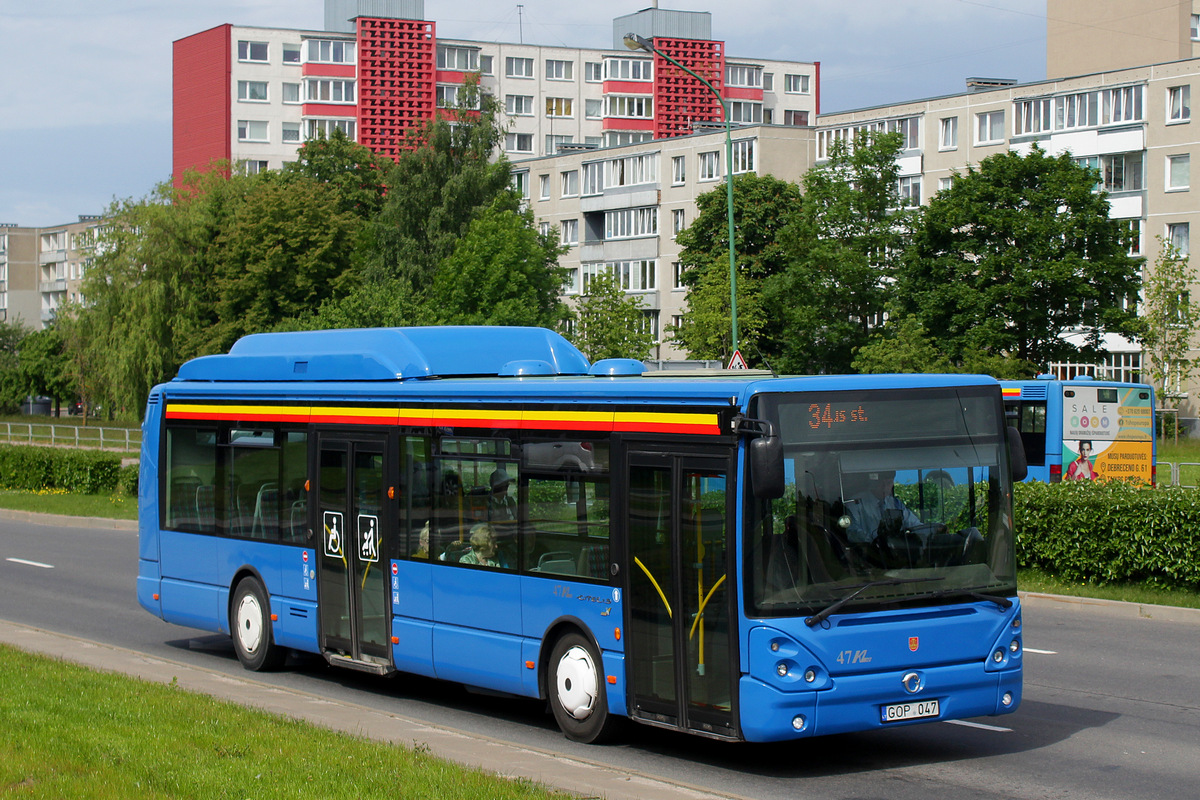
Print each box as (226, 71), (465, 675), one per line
(750, 434), (785, 499)
(1007, 426), (1028, 482)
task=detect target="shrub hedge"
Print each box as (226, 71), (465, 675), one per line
(0, 445), (128, 495)
(1014, 480), (1200, 590)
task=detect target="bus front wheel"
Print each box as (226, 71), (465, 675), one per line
(548, 632), (620, 743)
(231, 577), (285, 671)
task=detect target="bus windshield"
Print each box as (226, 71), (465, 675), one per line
(747, 387), (1016, 616)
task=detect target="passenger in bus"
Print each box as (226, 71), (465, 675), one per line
(846, 471), (921, 543)
(1065, 440), (1097, 480)
(412, 521), (430, 559)
(487, 469), (517, 521)
(459, 523), (502, 567)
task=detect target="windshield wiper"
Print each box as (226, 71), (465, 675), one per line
(805, 578), (945, 627)
(907, 587), (1014, 610)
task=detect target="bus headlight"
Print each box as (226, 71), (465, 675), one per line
(1009, 639), (1021, 654)
(993, 649), (1005, 663)
(776, 662), (789, 677)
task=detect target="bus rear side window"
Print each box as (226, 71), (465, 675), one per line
(165, 427), (218, 532)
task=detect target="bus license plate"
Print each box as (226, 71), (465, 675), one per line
(882, 699), (940, 723)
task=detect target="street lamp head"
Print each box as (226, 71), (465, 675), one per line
(623, 32), (653, 53)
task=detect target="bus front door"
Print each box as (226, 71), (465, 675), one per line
(316, 435), (392, 672)
(625, 449), (737, 739)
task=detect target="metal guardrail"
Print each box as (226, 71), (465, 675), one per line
(1156, 462), (1200, 487)
(0, 421), (141, 452)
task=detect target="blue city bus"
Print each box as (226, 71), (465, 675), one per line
(138, 327), (1025, 743)
(1002, 376), (1155, 484)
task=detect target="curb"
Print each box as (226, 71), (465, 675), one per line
(0, 508), (136, 530)
(1018, 590), (1200, 624)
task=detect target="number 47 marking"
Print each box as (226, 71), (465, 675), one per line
(836, 649), (871, 664)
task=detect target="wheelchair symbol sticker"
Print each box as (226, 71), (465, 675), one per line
(323, 511), (344, 558)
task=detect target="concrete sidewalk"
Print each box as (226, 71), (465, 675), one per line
(0, 618), (733, 800)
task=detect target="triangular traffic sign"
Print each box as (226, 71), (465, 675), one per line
(727, 350), (748, 370)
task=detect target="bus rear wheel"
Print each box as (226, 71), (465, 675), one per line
(548, 632), (620, 743)
(231, 577), (285, 671)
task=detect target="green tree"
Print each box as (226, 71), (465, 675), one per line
(672, 173), (802, 364)
(0, 319), (28, 414)
(1142, 235), (1197, 409)
(898, 145), (1142, 369)
(364, 75), (513, 286)
(284, 128), (390, 218)
(569, 272), (656, 361)
(203, 172), (363, 353)
(763, 131), (908, 374)
(852, 316), (1037, 378)
(431, 198), (569, 328)
(18, 325), (76, 414)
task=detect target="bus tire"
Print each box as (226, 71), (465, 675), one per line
(231, 577), (285, 672)
(548, 632), (621, 744)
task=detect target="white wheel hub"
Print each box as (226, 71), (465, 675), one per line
(556, 645), (598, 720)
(236, 593), (264, 655)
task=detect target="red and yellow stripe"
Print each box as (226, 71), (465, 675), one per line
(1001, 387), (1022, 399)
(165, 402), (724, 436)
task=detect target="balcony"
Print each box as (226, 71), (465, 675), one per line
(40, 279), (67, 293)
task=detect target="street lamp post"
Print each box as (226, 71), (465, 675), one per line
(623, 32), (739, 360)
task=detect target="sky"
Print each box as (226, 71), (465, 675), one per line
(0, 0), (1046, 228)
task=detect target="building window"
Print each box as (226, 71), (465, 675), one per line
(939, 117), (958, 150)
(437, 84), (479, 109)
(1168, 154), (1190, 190)
(1192, 13), (1200, 40)
(604, 58), (652, 81)
(938, 176), (953, 193)
(603, 131), (652, 148)
(732, 139), (756, 174)
(561, 170), (579, 197)
(238, 41), (268, 63)
(976, 110), (1004, 144)
(585, 62), (603, 82)
(1100, 85), (1143, 125)
(784, 73), (810, 94)
(1119, 219), (1143, 257)
(672, 208), (686, 236)
(605, 96), (653, 118)
(699, 151), (720, 181)
(582, 162), (604, 195)
(505, 95), (534, 116)
(237, 81), (268, 102)
(763, 73), (774, 92)
(898, 176), (921, 207)
(282, 122), (301, 143)
(305, 118), (355, 140)
(306, 79), (356, 104)
(1014, 98), (1052, 135)
(726, 65), (762, 88)
(437, 45), (479, 71)
(283, 44), (301, 64)
(612, 259), (657, 291)
(241, 160), (268, 175)
(1168, 222), (1190, 255)
(672, 155), (686, 185)
(546, 97), (574, 118)
(784, 110), (810, 126)
(1055, 91), (1098, 130)
(545, 135), (574, 155)
(237, 120), (269, 142)
(561, 219), (579, 246)
(585, 99), (602, 119)
(888, 117), (920, 149)
(545, 59), (574, 80)
(604, 208), (658, 240)
(729, 101), (762, 124)
(639, 310), (660, 341)
(539, 174), (550, 200)
(1102, 152), (1143, 192)
(282, 83), (301, 104)
(505, 133), (534, 153)
(539, 221), (551, 237)
(480, 55), (494, 75)
(506, 57), (534, 78)
(563, 267), (580, 295)
(306, 39), (355, 64)
(511, 171), (529, 199)
(1169, 85), (1191, 123)
(672, 262), (686, 289)
(606, 153), (658, 187)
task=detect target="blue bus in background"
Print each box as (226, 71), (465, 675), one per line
(1002, 376), (1155, 484)
(138, 327), (1025, 743)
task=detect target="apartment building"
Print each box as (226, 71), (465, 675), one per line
(814, 61), (1200, 415)
(0, 218), (100, 330)
(513, 124), (816, 360)
(1047, 0), (1200, 79)
(172, 0), (819, 178)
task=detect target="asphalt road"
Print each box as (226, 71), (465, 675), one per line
(2, 513), (1199, 800)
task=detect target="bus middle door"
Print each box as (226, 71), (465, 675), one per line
(623, 446), (737, 739)
(316, 434), (392, 673)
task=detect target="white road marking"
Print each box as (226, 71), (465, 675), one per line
(5, 557), (54, 569)
(944, 719), (1012, 732)
(1024, 648), (1057, 654)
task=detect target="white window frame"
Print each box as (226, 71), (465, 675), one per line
(545, 135), (573, 155)
(539, 174), (550, 200)
(729, 101), (763, 124)
(306, 39), (355, 65)
(282, 82), (301, 104)
(561, 170), (579, 198)
(605, 96), (653, 119)
(1168, 85), (1191, 123)
(585, 98), (602, 119)
(784, 109), (809, 127)
(282, 121), (301, 143)
(699, 151), (720, 181)
(726, 64), (762, 88)
(732, 139), (756, 174)
(283, 43), (301, 64)
(939, 116), (958, 150)
(898, 175), (921, 207)
(505, 95), (534, 116)
(584, 62), (603, 82)
(784, 73), (810, 94)
(560, 219), (579, 246)
(604, 208), (658, 241)
(582, 161), (604, 195)
(671, 155), (686, 185)
(1167, 154), (1191, 191)
(546, 97), (573, 118)
(545, 59), (574, 81)
(238, 40), (268, 63)
(1168, 222), (1190, 255)
(603, 58), (652, 81)
(505, 132), (534, 153)
(237, 120), (269, 142)
(305, 118), (355, 141)
(237, 80), (268, 103)
(306, 78), (356, 104)
(506, 57), (534, 78)
(437, 45), (479, 71)
(976, 110), (1005, 145)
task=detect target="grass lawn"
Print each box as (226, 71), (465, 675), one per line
(0, 489), (137, 521)
(0, 645), (565, 800)
(1018, 568), (1200, 609)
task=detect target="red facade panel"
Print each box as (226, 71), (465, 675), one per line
(601, 118), (655, 132)
(603, 80), (654, 95)
(723, 86), (763, 101)
(651, 38), (726, 140)
(356, 17), (437, 160)
(173, 25), (232, 184)
(303, 63), (357, 78)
